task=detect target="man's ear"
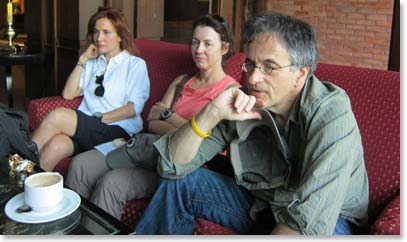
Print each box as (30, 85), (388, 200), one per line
(295, 66), (310, 87)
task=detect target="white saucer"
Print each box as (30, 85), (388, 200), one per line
(4, 188), (81, 224)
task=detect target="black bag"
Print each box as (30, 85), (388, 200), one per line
(0, 105), (40, 164)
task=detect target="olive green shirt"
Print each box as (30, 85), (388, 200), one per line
(153, 75), (369, 235)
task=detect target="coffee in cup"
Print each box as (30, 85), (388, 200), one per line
(24, 172), (63, 213)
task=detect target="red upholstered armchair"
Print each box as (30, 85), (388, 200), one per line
(28, 40), (399, 235)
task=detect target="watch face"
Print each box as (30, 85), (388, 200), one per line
(94, 112), (103, 120)
(163, 110), (171, 117)
(160, 110), (173, 120)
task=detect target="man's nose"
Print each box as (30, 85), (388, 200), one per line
(247, 67), (264, 85)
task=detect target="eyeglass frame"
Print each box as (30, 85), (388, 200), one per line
(94, 74), (105, 97)
(241, 62), (294, 76)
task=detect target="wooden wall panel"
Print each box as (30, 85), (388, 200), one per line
(54, 0), (79, 94)
(137, 0), (163, 39)
(24, 0), (55, 98)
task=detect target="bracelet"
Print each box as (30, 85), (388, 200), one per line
(191, 116), (211, 138)
(77, 61), (84, 68)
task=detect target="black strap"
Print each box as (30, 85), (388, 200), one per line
(171, 74), (191, 108)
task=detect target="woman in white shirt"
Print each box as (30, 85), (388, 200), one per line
(32, 7), (150, 171)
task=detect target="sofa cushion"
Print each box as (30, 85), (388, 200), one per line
(315, 63), (400, 222)
(194, 218), (238, 235)
(370, 193), (400, 235)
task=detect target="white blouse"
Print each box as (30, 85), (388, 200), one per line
(77, 50), (150, 136)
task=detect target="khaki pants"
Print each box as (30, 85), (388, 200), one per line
(65, 149), (159, 220)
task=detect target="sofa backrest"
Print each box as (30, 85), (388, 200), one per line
(134, 39), (245, 129)
(315, 63), (400, 222)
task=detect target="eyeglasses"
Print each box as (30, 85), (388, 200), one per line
(241, 62), (293, 76)
(94, 74), (105, 97)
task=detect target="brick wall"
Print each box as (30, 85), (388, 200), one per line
(267, 0), (395, 70)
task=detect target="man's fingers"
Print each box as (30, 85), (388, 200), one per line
(234, 110), (262, 121)
(234, 93), (250, 113)
(245, 96), (257, 112)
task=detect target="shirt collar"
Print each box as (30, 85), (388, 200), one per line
(286, 75), (314, 125)
(96, 50), (129, 66)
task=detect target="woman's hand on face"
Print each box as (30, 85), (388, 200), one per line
(147, 102), (169, 121)
(80, 44), (99, 63)
(210, 87), (261, 121)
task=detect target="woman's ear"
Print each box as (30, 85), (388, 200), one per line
(221, 42), (230, 55)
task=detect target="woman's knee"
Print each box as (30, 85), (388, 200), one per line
(97, 171), (122, 191)
(41, 108), (77, 136)
(93, 172), (123, 201)
(43, 135), (73, 155)
(42, 108), (72, 126)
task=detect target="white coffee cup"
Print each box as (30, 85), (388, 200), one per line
(24, 172), (63, 213)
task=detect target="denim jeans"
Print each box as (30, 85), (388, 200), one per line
(135, 168), (352, 235)
(333, 216), (353, 235)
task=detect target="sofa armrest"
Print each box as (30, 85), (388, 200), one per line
(28, 96), (82, 132)
(370, 193), (400, 235)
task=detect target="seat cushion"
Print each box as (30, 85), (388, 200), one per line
(370, 194), (400, 235)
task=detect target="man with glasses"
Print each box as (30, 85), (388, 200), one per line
(135, 12), (369, 235)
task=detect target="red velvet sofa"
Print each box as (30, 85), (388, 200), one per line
(28, 39), (400, 235)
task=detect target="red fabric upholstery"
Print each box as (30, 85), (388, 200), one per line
(315, 64), (400, 227)
(121, 198), (150, 229)
(28, 40), (400, 234)
(370, 193), (400, 235)
(27, 96), (82, 132)
(194, 218), (238, 235)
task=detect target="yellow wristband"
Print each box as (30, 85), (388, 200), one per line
(191, 116), (211, 138)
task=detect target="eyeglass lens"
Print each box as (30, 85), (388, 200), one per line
(241, 63), (292, 75)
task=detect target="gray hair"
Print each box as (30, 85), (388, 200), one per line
(242, 11), (318, 80)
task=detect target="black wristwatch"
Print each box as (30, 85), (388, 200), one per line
(93, 112), (103, 121)
(160, 109), (173, 120)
